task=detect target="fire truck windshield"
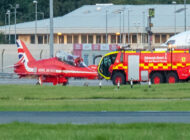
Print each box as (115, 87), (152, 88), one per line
(98, 53), (117, 77)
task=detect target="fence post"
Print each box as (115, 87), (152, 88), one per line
(40, 50), (43, 59)
(1, 49), (5, 72)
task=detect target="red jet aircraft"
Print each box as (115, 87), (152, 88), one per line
(14, 40), (98, 85)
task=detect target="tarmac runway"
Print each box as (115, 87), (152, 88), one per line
(0, 111), (190, 124)
(0, 77), (187, 124)
(0, 78), (113, 86)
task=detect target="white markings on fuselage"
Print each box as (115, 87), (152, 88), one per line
(37, 68), (96, 74)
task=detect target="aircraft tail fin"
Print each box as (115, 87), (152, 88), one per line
(16, 40), (36, 63)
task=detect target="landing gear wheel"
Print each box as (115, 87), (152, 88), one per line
(151, 72), (164, 84)
(36, 81), (40, 85)
(166, 72), (178, 84)
(112, 72), (125, 85)
(62, 82), (68, 86)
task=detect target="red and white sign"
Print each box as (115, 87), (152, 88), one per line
(83, 44), (92, 50)
(100, 44), (109, 50)
(74, 44), (119, 52)
(92, 44), (100, 51)
(74, 44), (82, 50)
(109, 44), (118, 51)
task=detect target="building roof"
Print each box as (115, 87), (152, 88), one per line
(1, 4), (190, 34)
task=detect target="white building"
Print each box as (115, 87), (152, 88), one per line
(1, 4), (190, 48)
(1, 4), (190, 70)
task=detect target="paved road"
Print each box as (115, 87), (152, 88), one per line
(0, 111), (190, 124)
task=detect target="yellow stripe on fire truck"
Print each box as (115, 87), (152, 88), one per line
(113, 64), (128, 70)
(140, 63), (172, 70)
(140, 63), (190, 70)
(113, 63), (190, 70)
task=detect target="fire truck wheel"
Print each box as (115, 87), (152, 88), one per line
(166, 72), (178, 84)
(151, 72), (164, 84)
(112, 72), (125, 85)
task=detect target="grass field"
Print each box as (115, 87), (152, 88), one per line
(0, 83), (190, 111)
(0, 122), (190, 140)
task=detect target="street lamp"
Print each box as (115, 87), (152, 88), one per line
(142, 11), (146, 44)
(128, 10), (132, 45)
(172, 1), (176, 34)
(134, 22), (140, 48)
(120, 7), (125, 45)
(175, 4), (186, 32)
(9, 4), (19, 44)
(119, 11), (122, 44)
(113, 9), (125, 44)
(4, 14), (7, 42)
(49, 0), (54, 57)
(105, 10), (108, 44)
(33, 0), (38, 44)
(6, 10), (11, 44)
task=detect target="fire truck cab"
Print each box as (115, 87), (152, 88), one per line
(98, 48), (190, 85)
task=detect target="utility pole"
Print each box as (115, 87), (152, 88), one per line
(6, 10), (11, 44)
(148, 16), (152, 50)
(119, 11), (122, 44)
(10, 4), (19, 44)
(50, 0), (54, 57)
(106, 10), (108, 44)
(4, 14), (7, 42)
(33, 0), (38, 44)
(128, 10), (130, 44)
(123, 10), (125, 45)
(147, 8), (154, 51)
(172, 1), (176, 34)
(142, 11), (145, 44)
(184, 0), (186, 31)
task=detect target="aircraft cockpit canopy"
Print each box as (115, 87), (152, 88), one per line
(56, 51), (75, 65)
(56, 51), (87, 67)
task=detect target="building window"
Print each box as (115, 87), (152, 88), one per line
(38, 35), (43, 44)
(132, 35), (137, 43)
(170, 34), (174, 37)
(54, 35), (57, 43)
(155, 34), (160, 43)
(103, 35), (107, 43)
(117, 35), (122, 44)
(161, 34), (166, 43)
(73, 35), (79, 43)
(111, 35), (116, 43)
(67, 35), (72, 44)
(88, 35), (93, 44)
(31, 35), (35, 44)
(142, 34), (148, 43)
(96, 35), (101, 44)
(126, 35), (129, 43)
(82, 34), (87, 43)
(59, 35), (64, 44)
(44, 35), (49, 44)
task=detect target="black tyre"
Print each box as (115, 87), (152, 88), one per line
(150, 72), (164, 84)
(112, 72), (125, 85)
(36, 82), (40, 85)
(166, 72), (178, 84)
(62, 82), (68, 86)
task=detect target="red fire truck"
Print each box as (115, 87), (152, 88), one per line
(98, 48), (190, 84)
